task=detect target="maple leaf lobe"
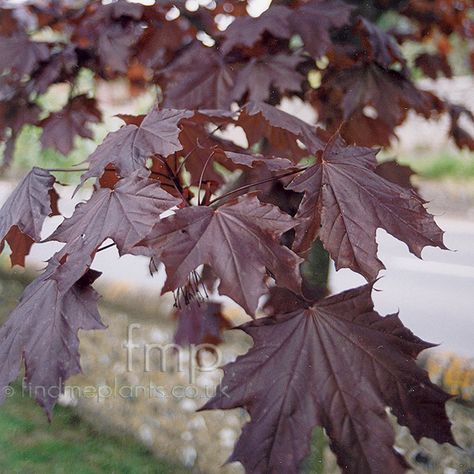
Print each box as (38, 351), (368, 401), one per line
(288, 134), (446, 280)
(138, 193), (303, 315)
(203, 283), (454, 474)
(0, 167), (58, 266)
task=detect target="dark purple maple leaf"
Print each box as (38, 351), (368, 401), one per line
(311, 60), (438, 147)
(162, 43), (236, 110)
(137, 16), (192, 70)
(340, 110), (396, 147)
(0, 167), (58, 266)
(0, 266), (104, 418)
(0, 93), (41, 168)
(80, 123), (144, 184)
(238, 102), (324, 161)
(447, 103), (474, 151)
(72, 0), (144, 74)
(415, 52), (452, 80)
(135, 107), (194, 157)
(0, 34), (49, 77)
(375, 160), (417, 191)
(232, 54), (305, 103)
(97, 21), (143, 74)
(174, 301), (229, 346)
(177, 124), (237, 186)
(333, 64), (430, 128)
(0, 8), (24, 36)
(288, 0), (353, 59)
(219, 5), (292, 55)
(202, 283), (455, 474)
(107, 0), (144, 20)
(40, 95), (102, 155)
(355, 17), (406, 68)
(137, 193), (303, 316)
(221, 150), (293, 172)
(287, 134), (446, 280)
(173, 108), (237, 184)
(28, 46), (78, 95)
(80, 108), (193, 184)
(47, 171), (180, 275)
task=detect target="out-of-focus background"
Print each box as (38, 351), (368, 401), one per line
(0, 1), (473, 473)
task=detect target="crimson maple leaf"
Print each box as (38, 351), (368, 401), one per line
(40, 95), (102, 155)
(0, 266), (104, 418)
(137, 193), (303, 315)
(287, 134), (446, 280)
(0, 167), (58, 266)
(202, 283), (455, 474)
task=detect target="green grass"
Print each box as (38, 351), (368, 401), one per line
(0, 270), (186, 473)
(399, 150), (474, 180)
(0, 385), (186, 474)
(10, 125), (98, 185)
(377, 148), (474, 180)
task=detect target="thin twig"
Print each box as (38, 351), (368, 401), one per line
(209, 123), (224, 137)
(197, 151), (215, 206)
(175, 124), (225, 176)
(176, 145), (199, 175)
(96, 242), (116, 253)
(154, 155), (189, 205)
(207, 167), (305, 206)
(47, 168), (88, 173)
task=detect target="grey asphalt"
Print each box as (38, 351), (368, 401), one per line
(330, 218), (474, 357)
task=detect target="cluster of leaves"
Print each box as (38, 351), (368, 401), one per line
(0, 0), (473, 168)
(0, 1), (472, 473)
(0, 101), (456, 472)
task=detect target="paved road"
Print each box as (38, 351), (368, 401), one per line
(1, 182), (473, 357)
(330, 218), (474, 357)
